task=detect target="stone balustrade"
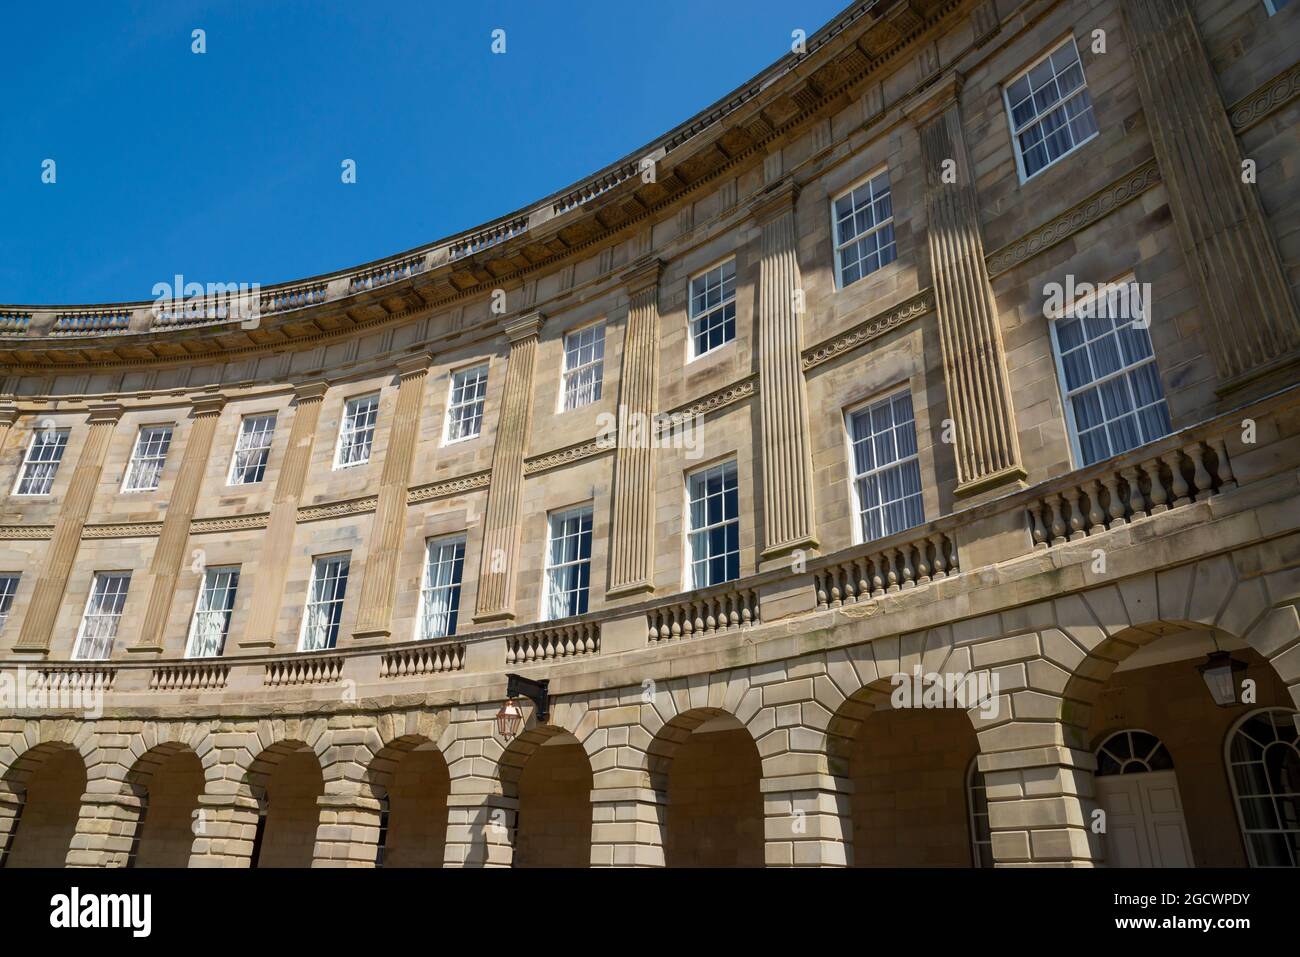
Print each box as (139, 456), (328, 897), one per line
(506, 621), (600, 663)
(0, 312), (32, 334)
(149, 662), (230, 691)
(647, 583), (761, 643)
(813, 526), (959, 611)
(259, 281), (329, 315)
(36, 665), (117, 692)
(348, 254), (427, 293)
(1028, 435), (1234, 549)
(380, 641), (465, 677)
(50, 310), (131, 335)
(264, 655), (345, 687)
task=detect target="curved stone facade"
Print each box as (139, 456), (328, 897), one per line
(1, 0), (1299, 868)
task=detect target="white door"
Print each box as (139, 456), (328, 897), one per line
(1096, 770), (1194, 867)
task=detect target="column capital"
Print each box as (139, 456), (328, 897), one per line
(503, 311), (544, 343)
(188, 392), (227, 418)
(748, 178), (800, 225)
(621, 256), (663, 295)
(293, 380), (330, 402)
(85, 402), (124, 424)
(0, 404), (19, 427)
(902, 70), (964, 126)
(394, 351), (434, 378)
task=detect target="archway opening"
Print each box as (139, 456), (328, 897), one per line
(846, 704), (979, 867)
(3, 745), (86, 868)
(131, 747), (205, 868)
(254, 747), (323, 868)
(380, 745), (450, 868)
(662, 713), (763, 867)
(512, 732), (592, 868)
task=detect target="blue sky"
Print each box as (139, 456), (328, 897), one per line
(0, 0), (848, 305)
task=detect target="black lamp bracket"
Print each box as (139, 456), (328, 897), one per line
(506, 673), (550, 724)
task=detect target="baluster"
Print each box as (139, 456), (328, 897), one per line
(1141, 459), (1167, 514)
(1029, 501), (1047, 548)
(915, 540), (931, 584)
(565, 627), (577, 657)
(1101, 474), (1126, 528)
(899, 545), (916, 589)
(945, 537), (959, 575)
(886, 551), (900, 593)
(682, 604), (696, 638)
(816, 574), (829, 610)
(1186, 443), (1213, 501)
(855, 561), (870, 599)
(648, 614), (660, 644)
(1122, 466), (1146, 520)
(829, 567), (843, 607)
(1063, 487), (1086, 540)
(693, 603), (706, 635)
(870, 556), (886, 596)
(1045, 493), (1067, 545)
(1085, 479), (1106, 534)
(729, 595), (741, 627)
(1163, 450), (1191, 507)
(670, 607), (682, 639)
(929, 535), (947, 579)
(840, 564), (857, 604)
(507, 642), (517, 664)
(705, 600), (717, 634)
(741, 591), (753, 626)
(1208, 436), (1236, 491)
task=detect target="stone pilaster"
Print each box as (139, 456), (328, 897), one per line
(762, 774), (853, 867)
(239, 382), (328, 650)
(0, 404), (19, 454)
(188, 792), (260, 867)
(751, 182), (819, 563)
(1122, 0), (1300, 391)
(0, 785), (23, 866)
(65, 791), (144, 867)
(981, 741), (1102, 867)
(130, 394), (226, 655)
(312, 791), (384, 867)
(473, 314), (543, 623)
(906, 74), (1024, 496)
(589, 786), (665, 867)
(13, 403), (124, 655)
(607, 259), (662, 598)
(444, 792), (516, 867)
(352, 354), (431, 642)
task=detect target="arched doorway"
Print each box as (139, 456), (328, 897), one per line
(655, 710), (763, 867)
(1, 744), (86, 868)
(128, 746), (205, 868)
(1225, 708), (1300, 867)
(251, 745), (323, 868)
(1093, 729), (1193, 867)
(376, 742), (450, 868)
(508, 730), (592, 868)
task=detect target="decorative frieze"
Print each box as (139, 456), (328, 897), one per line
(802, 290), (933, 370)
(1122, 0), (1300, 388)
(407, 471), (491, 504)
(474, 313), (543, 622)
(656, 376), (757, 434)
(524, 437), (615, 476)
(906, 74), (1024, 496)
(1228, 61), (1300, 133)
(296, 496), (379, 523)
(607, 260), (662, 598)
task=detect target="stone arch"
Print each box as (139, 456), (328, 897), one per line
(244, 738), (323, 868)
(122, 742), (206, 868)
(364, 733), (450, 868)
(0, 740), (87, 868)
(500, 725), (593, 868)
(1223, 706), (1300, 867)
(0, 719), (105, 789)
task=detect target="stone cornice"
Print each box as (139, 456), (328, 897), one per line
(983, 158), (1162, 277)
(85, 402), (125, 424)
(621, 257), (664, 295)
(293, 381), (330, 402)
(802, 289), (933, 370)
(394, 351), (434, 377)
(503, 312), (545, 343)
(747, 179), (800, 225)
(901, 70), (964, 125)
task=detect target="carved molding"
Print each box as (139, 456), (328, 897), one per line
(1228, 61), (1300, 133)
(984, 159), (1161, 277)
(83, 522), (164, 539)
(190, 513), (270, 535)
(524, 438), (615, 476)
(802, 290), (934, 370)
(407, 470), (491, 505)
(656, 376), (758, 433)
(0, 525), (54, 540)
(297, 495), (379, 524)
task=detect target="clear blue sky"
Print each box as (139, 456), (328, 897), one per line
(0, 0), (849, 306)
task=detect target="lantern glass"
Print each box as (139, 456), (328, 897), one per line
(1198, 651), (1246, 708)
(496, 697), (523, 739)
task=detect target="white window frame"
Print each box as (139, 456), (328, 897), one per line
(687, 258), (737, 360)
(831, 167), (897, 291)
(120, 424), (174, 493)
(542, 505), (594, 621)
(559, 321), (606, 412)
(417, 535), (466, 640)
(1048, 275), (1171, 469)
(444, 364), (489, 444)
(333, 393), (380, 469)
(185, 565), (240, 658)
(72, 572), (132, 661)
(966, 758), (994, 868)
(0, 573), (19, 632)
(1225, 707), (1300, 868)
(13, 428), (70, 496)
(298, 553), (351, 652)
(685, 459), (741, 590)
(1002, 36), (1099, 184)
(1264, 0), (1290, 16)
(227, 413), (277, 486)
(844, 389), (925, 545)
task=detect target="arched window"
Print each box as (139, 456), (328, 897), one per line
(1226, 708), (1300, 867)
(966, 758), (993, 868)
(1095, 730), (1174, 776)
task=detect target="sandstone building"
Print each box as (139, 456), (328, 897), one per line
(1, 0), (1298, 869)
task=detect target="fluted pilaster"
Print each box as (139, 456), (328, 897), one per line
(130, 394), (226, 654)
(1122, 0), (1300, 389)
(607, 259), (662, 597)
(907, 74), (1024, 495)
(14, 403), (123, 654)
(474, 314), (543, 622)
(352, 353), (431, 641)
(239, 382), (328, 650)
(752, 181), (818, 561)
